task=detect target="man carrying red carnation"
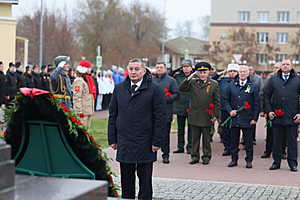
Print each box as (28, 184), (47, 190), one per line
(264, 59), (300, 172)
(224, 65), (260, 169)
(179, 62), (220, 165)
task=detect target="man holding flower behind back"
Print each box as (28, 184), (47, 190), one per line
(264, 59), (300, 172)
(179, 62), (220, 165)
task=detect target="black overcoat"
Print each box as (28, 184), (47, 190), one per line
(108, 73), (166, 163)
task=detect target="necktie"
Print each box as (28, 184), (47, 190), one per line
(241, 81), (245, 87)
(284, 74), (289, 81)
(131, 84), (137, 94)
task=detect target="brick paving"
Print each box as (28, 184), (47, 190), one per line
(98, 110), (300, 199)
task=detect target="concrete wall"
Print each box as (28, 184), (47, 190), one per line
(0, 3), (16, 70)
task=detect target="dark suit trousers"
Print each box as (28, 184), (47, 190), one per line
(162, 121), (171, 159)
(221, 110), (231, 151)
(120, 162), (153, 200)
(231, 127), (253, 162)
(176, 115), (192, 151)
(272, 125), (298, 168)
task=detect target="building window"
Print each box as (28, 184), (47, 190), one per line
(257, 11), (269, 23)
(276, 33), (288, 44)
(239, 11), (250, 22)
(256, 54), (268, 65)
(275, 54), (288, 62)
(277, 11), (289, 23)
(257, 32), (269, 44)
(297, 12), (300, 23)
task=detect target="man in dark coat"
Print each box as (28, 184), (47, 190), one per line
(224, 65), (260, 169)
(32, 64), (42, 89)
(0, 62), (7, 106)
(15, 61), (25, 89)
(6, 62), (18, 102)
(152, 62), (178, 164)
(172, 60), (193, 154)
(179, 62), (220, 165)
(264, 59), (300, 172)
(40, 65), (51, 91)
(108, 58), (166, 200)
(219, 63), (239, 156)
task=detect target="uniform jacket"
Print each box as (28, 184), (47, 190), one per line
(50, 67), (72, 97)
(264, 69), (300, 126)
(224, 77), (260, 128)
(152, 73), (178, 121)
(108, 73), (166, 163)
(172, 70), (191, 116)
(72, 77), (94, 116)
(0, 71), (7, 104)
(6, 71), (18, 97)
(16, 70), (25, 89)
(40, 72), (51, 91)
(179, 77), (220, 127)
(24, 73), (35, 88)
(32, 72), (42, 89)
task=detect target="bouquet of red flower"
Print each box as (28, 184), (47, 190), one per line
(164, 88), (173, 97)
(221, 101), (251, 127)
(266, 109), (285, 127)
(205, 104), (215, 115)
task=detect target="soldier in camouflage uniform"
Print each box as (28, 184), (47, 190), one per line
(72, 60), (94, 127)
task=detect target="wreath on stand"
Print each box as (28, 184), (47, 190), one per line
(3, 88), (119, 197)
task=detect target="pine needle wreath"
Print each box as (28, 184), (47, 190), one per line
(4, 92), (119, 197)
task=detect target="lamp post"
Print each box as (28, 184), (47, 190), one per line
(161, 0), (167, 62)
(39, 0), (44, 67)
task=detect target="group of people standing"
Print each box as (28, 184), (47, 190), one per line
(108, 57), (300, 200)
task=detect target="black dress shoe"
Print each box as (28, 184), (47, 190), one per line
(202, 160), (210, 165)
(269, 164), (280, 170)
(173, 149), (184, 153)
(189, 160), (199, 165)
(162, 158), (170, 164)
(227, 160), (238, 167)
(261, 152), (271, 158)
(222, 150), (230, 156)
(290, 166), (298, 172)
(246, 162), (252, 169)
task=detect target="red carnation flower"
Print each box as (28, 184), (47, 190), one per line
(164, 88), (173, 97)
(205, 108), (213, 115)
(274, 109), (285, 117)
(78, 113), (85, 118)
(209, 104), (214, 109)
(60, 104), (70, 113)
(70, 116), (76, 123)
(243, 101), (251, 110)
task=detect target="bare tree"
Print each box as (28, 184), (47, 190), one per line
(16, 10), (78, 65)
(75, 0), (166, 66)
(198, 15), (210, 41)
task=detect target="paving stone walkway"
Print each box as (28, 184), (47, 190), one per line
(111, 177), (300, 200)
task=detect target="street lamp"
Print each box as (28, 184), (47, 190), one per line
(39, 0), (44, 67)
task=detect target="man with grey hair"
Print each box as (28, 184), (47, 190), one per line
(224, 65), (260, 168)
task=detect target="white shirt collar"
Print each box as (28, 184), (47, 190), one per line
(239, 79), (247, 85)
(131, 78), (143, 90)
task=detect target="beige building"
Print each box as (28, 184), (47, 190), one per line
(0, 0), (18, 71)
(165, 37), (209, 69)
(209, 0), (300, 72)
